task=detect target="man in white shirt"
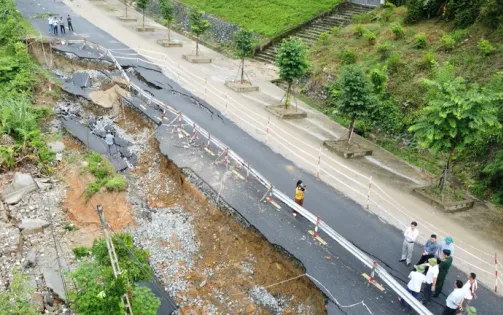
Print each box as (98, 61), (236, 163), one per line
(399, 221), (419, 267)
(398, 264), (426, 311)
(461, 273), (478, 307)
(421, 257), (439, 305)
(443, 280), (464, 315)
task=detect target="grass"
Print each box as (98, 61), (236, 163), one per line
(178, 0), (342, 37)
(84, 153), (127, 200)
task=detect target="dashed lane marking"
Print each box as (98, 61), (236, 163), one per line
(308, 230), (327, 245)
(139, 104), (146, 110)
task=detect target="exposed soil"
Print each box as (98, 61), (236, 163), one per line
(122, 107), (326, 314)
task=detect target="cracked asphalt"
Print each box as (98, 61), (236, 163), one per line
(15, 0), (503, 314)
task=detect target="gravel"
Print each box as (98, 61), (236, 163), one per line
(249, 286), (285, 314)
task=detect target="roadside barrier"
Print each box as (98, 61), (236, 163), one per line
(55, 38), (497, 313)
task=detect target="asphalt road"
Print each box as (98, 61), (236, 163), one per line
(15, 0), (503, 314)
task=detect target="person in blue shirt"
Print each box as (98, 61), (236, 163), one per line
(417, 234), (439, 266)
(438, 236), (454, 259)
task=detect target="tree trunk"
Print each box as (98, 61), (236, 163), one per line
(125, 1), (128, 17)
(142, 9), (145, 28)
(439, 149), (455, 200)
(240, 58), (245, 84)
(196, 35), (199, 56)
(347, 115), (356, 144)
(285, 82), (292, 109)
(168, 23), (171, 42)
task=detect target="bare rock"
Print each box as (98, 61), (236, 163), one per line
(0, 202), (8, 223)
(23, 249), (37, 268)
(1, 173), (38, 205)
(47, 141), (65, 153)
(18, 218), (50, 235)
(44, 291), (54, 307)
(31, 292), (45, 312)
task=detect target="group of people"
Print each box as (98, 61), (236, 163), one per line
(399, 222), (478, 314)
(48, 15), (74, 35)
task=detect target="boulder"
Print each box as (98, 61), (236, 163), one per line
(44, 291), (54, 307)
(72, 72), (92, 88)
(31, 292), (45, 312)
(40, 255), (69, 300)
(18, 218), (50, 235)
(0, 202), (8, 223)
(47, 141), (65, 153)
(1, 173), (38, 205)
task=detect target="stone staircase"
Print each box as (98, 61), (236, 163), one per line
(254, 3), (373, 64)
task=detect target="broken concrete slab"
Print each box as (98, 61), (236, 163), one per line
(18, 218), (50, 235)
(41, 263), (68, 300)
(1, 173), (38, 205)
(0, 222), (21, 254)
(48, 141), (65, 153)
(72, 72), (92, 88)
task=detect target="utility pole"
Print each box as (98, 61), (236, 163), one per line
(96, 204), (134, 315)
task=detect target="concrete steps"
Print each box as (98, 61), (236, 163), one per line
(254, 3), (372, 64)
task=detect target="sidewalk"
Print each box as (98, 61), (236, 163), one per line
(62, 0), (501, 289)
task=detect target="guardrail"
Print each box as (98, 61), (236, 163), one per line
(56, 39), (434, 314)
(101, 44), (500, 291)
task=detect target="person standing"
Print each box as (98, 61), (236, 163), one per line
(417, 234), (438, 266)
(105, 132), (115, 156)
(421, 257), (439, 305)
(53, 18), (58, 35)
(48, 16), (53, 33)
(461, 273), (478, 307)
(293, 180), (306, 217)
(59, 17), (66, 34)
(434, 249), (453, 297)
(67, 14), (74, 32)
(398, 264), (426, 311)
(442, 280), (464, 315)
(399, 221), (419, 267)
(438, 236), (455, 259)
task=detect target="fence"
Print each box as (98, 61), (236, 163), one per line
(58, 38), (502, 313)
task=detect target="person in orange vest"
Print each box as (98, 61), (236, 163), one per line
(293, 180), (306, 217)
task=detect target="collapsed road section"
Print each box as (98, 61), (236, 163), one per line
(40, 38), (436, 314)
(26, 39), (327, 313)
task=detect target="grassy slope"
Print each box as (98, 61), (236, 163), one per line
(178, 0), (341, 37)
(308, 6), (503, 177)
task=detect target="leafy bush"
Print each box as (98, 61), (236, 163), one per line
(331, 26), (340, 36)
(354, 24), (367, 37)
(337, 49), (357, 65)
(131, 286), (161, 315)
(377, 42), (391, 59)
(352, 12), (376, 24)
(420, 52), (437, 69)
(387, 0), (405, 6)
(318, 32), (329, 44)
(371, 99), (403, 135)
(84, 153), (127, 200)
(413, 32), (428, 49)
(440, 34), (455, 51)
(370, 64), (388, 96)
(73, 246), (90, 259)
(477, 39), (495, 56)
(363, 31), (377, 45)
(383, 1), (397, 9)
(379, 8), (394, 23)
(390, 23), (404, 39)
(446, 0), (483, 28)
(105, 175), (128, 192)
(386, 52), (405, 72)
(479, 149), (503, 204)
(479, 0), (503, 29)
(404, 0), (424, 24)
(450, 29), (469, 43)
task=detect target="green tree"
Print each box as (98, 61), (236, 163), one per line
(329, 64), (376, 143)
(276, 37), (309, 108)
(409, 65), (502, 196)
(233, 29), (254, 84)
(131, 286), (160, 315)
(136, 0), (150, 28)
(0, 269), (38, 315)
(189, 10), (210, 57)
(159, 0), (175, 42)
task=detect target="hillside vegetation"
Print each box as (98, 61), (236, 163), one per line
(178, 0), (341, 37)
(306, 2), (503, 204)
